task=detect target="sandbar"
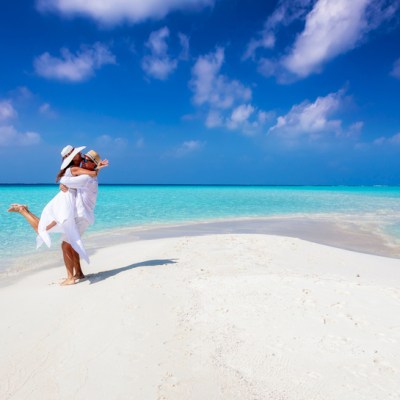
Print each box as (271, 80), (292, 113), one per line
(1, 233), (400, 399)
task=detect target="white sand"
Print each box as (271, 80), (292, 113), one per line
(1, 234), (400, 400)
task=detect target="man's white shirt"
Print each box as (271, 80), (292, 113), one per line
(59, 174), (98, 225)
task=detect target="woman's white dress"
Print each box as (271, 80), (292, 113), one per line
(36, 169), (90, 263)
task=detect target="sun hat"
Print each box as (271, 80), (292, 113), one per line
(85, 150), (101, 166)
(61, 146), (86, 169)
(60, 145), (73, 158)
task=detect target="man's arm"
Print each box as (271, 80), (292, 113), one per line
(60, 174), (91, 189)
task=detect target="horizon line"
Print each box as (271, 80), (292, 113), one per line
(0, 183), (399, 187)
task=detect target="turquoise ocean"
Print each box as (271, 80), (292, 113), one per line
(1, 185), (400, 273)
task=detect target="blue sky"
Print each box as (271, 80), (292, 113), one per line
(0, 0), (400, 184)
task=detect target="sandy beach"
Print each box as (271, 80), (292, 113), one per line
(2, 0), (400, 396)
(1, 231), (400, 400)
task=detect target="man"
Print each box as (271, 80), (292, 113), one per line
(58, 145), (86, 282)
(59, 149), (107, 284)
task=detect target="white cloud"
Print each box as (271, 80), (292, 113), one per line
(174, 140), (205, 157)
(141, 27), (178, 80)
(243, 0), (313, 60)
(205, 104), (271, 135)
(247, 0), (399, 80)
(257, 58), (278, 78)
(205, 110), (223, 128)
(36, 0), (214, 25)
(0, 100), (42, 147)
(10, 86), (34, 102)
(178, 33), (190, 61)
(191, 48), (251, 109)
(374, 132), (400, 145)
(282, 0), (373, 77)
(0, 100), (17, 121)
(190, 48), (270, 134)
(389, 133), (400, 144)
(226, 104), (254, 129)
(390, 57), (400, 79)
(39, 103), (50, 114)
(228, 107), (274, 135)
(346, 121), (364, 139)
(146, 27), (169, 55)
(34, 42), (116, 82)
(0, 125), (41, 147)
(96, 134), (127, 148)
(142, 57), (177, 80)
(269, 90), (344, 140)
(244, 34), (275, 61)
(39, 102), (57, 117)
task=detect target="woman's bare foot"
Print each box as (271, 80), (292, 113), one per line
(60, 278), (76, 286)
(7, 204), (27, 213)
(11, 203), (28, 209)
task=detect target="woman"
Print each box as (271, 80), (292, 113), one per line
(8, 145), (108, 270)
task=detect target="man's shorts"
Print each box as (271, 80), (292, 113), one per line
(61, 217), (90, 243)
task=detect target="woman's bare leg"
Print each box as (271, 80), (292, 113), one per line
(8, 205), (57, 233)
(8, 205), (40, 233)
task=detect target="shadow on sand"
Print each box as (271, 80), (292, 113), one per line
(84, 259), (177, 285)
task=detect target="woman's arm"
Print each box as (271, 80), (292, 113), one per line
(70, 166), (97, 177)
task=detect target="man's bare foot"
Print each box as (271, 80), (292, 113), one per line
(74, 273), (86, 280)
(60, 278), (76, 286)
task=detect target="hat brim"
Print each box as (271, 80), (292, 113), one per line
(85, 152), (99, 165)
(60, 146), (86, 169)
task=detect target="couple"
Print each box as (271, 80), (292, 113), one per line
(8, 145), (108, 285)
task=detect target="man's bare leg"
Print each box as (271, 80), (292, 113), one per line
(72, 248), (85, 279)
(61, 241), (76, 285)
(62, 242), (85, 279)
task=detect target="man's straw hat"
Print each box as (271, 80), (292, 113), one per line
(85, 150), (101, 166)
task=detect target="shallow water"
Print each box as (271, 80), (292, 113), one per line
(1, 185), (400, 272)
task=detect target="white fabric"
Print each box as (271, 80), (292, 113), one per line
(76, 217), (90, 235)
(59, 174), (98, 225)
(36, 169), (90, 264)
(61, 217), (90, 243)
